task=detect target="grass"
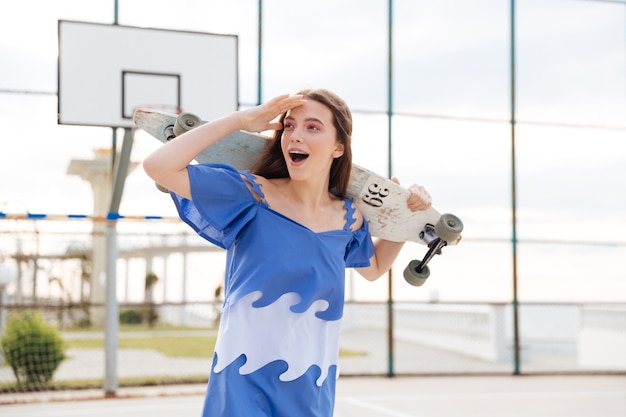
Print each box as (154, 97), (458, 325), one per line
(0, 375), (210, 393)
(66, 335), (217, 358)
(62, 323), (214, 333)
(65, 333), (365, 358)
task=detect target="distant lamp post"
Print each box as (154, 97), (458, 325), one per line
(0, 262), (18, 337)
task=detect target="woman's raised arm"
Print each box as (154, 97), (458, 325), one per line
(142, 94), (306, 199)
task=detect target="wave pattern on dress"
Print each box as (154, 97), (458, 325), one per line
(213, 290), (341, 386)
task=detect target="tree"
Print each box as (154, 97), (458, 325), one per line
(144, 272), (159, 327)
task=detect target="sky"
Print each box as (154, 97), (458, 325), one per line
(1, 0), (625, 303)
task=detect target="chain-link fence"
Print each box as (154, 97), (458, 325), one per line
(1, 0), (625, 396)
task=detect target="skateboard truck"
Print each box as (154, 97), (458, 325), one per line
(403, 213), (463, 287)
(155, 113), (204, 193)
(163, 125), (176, 141)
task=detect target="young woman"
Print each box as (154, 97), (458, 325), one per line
(143, 89), (431, 417)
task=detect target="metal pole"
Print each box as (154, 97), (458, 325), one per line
(111, 1), (119, 179)
(31, 226), (39, 300)
(103, 223), (118, 396)
(104, 0), (122, 396)
(104, 127), (134, 395)
(386, 0), (395, 377)
(0, 286), (7, 337)
(257, 0), (263, 105)
(510, 0), (521, 375)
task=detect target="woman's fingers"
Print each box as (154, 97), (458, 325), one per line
(392, 177), (432, 212)
(240, 94), (307, 132)
(407, 184), (432, 211)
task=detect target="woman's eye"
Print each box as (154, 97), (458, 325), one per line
(307, 125), (319, 131)
(284, 122), (294, 129)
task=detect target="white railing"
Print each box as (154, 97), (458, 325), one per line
(158, 301), (623, 367)
(578, 305), (626, 369)
(343, 303), (509, 361)
(394, 304), (509, 361)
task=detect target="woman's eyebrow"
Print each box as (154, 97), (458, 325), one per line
(284, 115), (325, 125)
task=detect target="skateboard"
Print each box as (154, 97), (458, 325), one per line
(133, 108), (463, 286)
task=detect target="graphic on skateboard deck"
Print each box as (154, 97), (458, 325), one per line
(134, 108), (463, 286)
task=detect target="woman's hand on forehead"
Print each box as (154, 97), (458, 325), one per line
(238, 94), (308, 132)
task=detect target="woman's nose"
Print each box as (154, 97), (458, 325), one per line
(290, 128), (303, 142)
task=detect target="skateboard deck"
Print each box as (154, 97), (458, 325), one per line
(134, 108), (463, 285)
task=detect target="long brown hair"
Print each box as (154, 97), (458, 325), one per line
(251, 88), (353, 196)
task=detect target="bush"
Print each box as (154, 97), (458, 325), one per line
(0, 311), (66, 388)
(119, 309), (143, 325)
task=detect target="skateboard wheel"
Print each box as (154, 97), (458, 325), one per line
(174, 113), (202, 136)
(155, 182), (169, 193)
(403, 260), (430, 287)
(435, 213), (463, 243)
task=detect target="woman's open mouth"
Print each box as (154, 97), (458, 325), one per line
(289, 151), (309, 163)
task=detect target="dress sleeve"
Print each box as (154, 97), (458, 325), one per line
(344, 221), (375, 268)
(170, 163), (258, 249)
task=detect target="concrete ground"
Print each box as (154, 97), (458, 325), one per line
(1, 375), (625, 416)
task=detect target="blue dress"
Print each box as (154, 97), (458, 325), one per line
(171, 163), (375, 417)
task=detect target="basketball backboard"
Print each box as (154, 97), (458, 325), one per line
(58, 20), (238, 128)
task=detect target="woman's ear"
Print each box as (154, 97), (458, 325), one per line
(333, 143), (345, 158)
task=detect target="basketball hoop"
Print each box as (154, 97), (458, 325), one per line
(58, 21), (237, 128)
